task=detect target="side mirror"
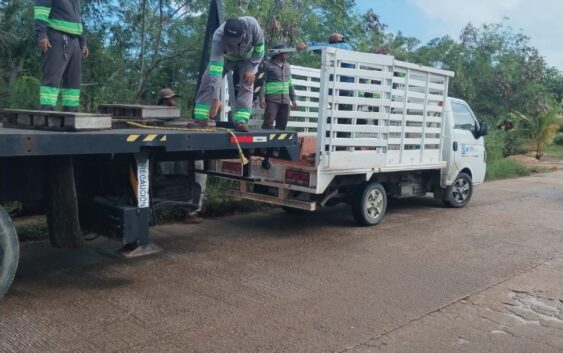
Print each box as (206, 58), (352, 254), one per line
(475, 122), (488, 138)
(479, 123), (488, 137)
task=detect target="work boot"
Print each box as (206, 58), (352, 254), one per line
(234, 121), (250, 132)
(187, 119), (209, 129)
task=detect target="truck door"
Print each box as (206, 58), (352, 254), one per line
(451, 101), (486, 184)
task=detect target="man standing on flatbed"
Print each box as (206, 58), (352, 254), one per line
(193, 17), (265, 132)
(34, 0), (88, 112)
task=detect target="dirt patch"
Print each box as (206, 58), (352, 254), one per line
(507, 154), (563, 170)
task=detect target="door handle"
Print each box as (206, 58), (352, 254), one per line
(453, 141), (458, 151)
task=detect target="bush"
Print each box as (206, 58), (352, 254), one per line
(484, 130), (505, 161)
(8, 76), (40, 110)
(486, 158), (531, 181)
(554, 132), (563, 146)
(204, 177), (262, 216)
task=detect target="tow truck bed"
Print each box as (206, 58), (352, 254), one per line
(0, 124), (298, 257)
(0, 127), (298, 158)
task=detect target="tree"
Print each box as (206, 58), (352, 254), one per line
(510, 108), (560, 159)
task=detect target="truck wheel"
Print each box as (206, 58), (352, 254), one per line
(0, 205), (19, 299)
(351, 181), (387, 226)
(443, 172), (473, 208)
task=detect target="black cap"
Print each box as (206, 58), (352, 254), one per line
(224, 18), (245, 44)
(271, 43), (288, 59)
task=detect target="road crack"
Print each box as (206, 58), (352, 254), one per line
(334, 253), (562, 353)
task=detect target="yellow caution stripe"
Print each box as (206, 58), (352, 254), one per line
(126, 134), (168, 143)
(268, 133), (294, 141)
(127, 134), (140, 142)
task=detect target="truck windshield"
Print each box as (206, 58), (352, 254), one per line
(452, 102), (476, 132)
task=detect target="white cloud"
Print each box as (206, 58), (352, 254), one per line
(408, 0), (563, 69)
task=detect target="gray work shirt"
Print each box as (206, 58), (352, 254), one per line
(208, 16), (265, 100)
(259, 59), (296, 104)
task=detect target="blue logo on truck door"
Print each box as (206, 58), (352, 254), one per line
(461, 144), (469, 156)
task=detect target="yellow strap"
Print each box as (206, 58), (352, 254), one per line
(125, 121), (249, 165)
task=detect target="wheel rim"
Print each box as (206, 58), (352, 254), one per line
(365, 188), (384, 220)
(452, 177), (470, 203)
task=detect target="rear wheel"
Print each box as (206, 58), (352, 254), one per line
(0, 205), (19, 299)
(443, 172), (473, 208)
(351, 181), (387, 226)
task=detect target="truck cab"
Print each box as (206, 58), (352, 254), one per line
(441, 97), (488, 205)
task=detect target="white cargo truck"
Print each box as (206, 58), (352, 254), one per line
(213, 47), (488, 225)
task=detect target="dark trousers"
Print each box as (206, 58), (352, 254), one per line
(40, 29), (82, 112)
(262, 101), (290, 130)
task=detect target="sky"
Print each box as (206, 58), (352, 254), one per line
(355, 0), (562, 70)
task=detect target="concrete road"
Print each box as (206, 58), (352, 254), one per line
(1, 172), (562, 353)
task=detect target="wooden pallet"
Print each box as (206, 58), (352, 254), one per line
(99, 104), (180, 120)
(1, 109), (112, 131)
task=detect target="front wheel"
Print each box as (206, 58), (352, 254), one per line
(0, 205), (19, 299)
(443, 172), (473, 208)
(351, 181), (388, 226)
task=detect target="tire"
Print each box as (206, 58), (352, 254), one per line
(351, 181), (388, 226)
(443, 172), (473, 208)
(0, 205), (19, 299)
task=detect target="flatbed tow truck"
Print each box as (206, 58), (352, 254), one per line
(0, 0), (298, 299)
(0, 114), (298, 298)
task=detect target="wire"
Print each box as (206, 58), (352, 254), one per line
(124, 121), (249, 165)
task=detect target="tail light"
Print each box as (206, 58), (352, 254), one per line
(285, 169), (310, 187)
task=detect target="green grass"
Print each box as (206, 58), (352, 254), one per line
(543, 143), (563, 158)
(14, 217), (49, 242)
(486, 158), (533, 181)
(204, 177), (263, 217)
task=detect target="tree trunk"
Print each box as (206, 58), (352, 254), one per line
(46, 157), (84, 248)
(136, 0), (147, 101)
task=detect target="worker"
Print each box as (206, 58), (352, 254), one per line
(193, 17), (265, 132)
(296, 33), (353, 52)
(259, 44), (297, 130)
(156, 88), (206, 222)
(157, 88), (180, 107)
(34, 0), (88, 112)
(297, 33), (354, 100)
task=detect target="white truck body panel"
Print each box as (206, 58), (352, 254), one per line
(218, 47), (486, 197)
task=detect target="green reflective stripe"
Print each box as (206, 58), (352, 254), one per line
(62, 98), (79, 107)
(40, 86), (60, 106)
(61, 89), (80, 107)
(34, 6), (51, 21)
(233, 109), (251, 122)
(194, 104), (210, 120)
(253, 43), (265, 57)
(48, 19), (83, 35)
(61, 88), (80, 97)
(265, 89), (290, 94)
(265, 81), (290, 94)
(209, 61), (224, 77)
(224, 49), (253, 62)
(40, 86), (59, 94)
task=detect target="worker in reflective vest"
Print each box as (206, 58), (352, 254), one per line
(193, 17), (265, 132)
(259, 44), (297, 130)
(34, 0), (88, 112)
